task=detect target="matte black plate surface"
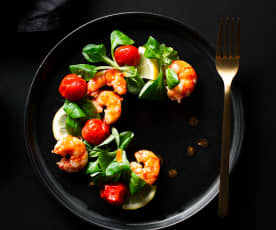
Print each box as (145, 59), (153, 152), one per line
(25, 12), (244, 230)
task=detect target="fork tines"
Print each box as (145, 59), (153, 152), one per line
(216, 17), (240, 58)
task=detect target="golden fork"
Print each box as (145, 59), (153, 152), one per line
(216, 17), (240, 217)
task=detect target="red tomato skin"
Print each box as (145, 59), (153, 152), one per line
(100, 183), (127, 205)
(114, 45), (140, 66)
(59, 74), (87, 101)
(81, 119), (110, 145)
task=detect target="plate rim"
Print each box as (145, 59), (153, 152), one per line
(24, 11), (244, 230)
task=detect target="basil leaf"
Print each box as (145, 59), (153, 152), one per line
(105, 150), (130, 176)
(138, 66), (166, 100)
(112, 127), (120, 148)
(165, 68), (180, 89)
(78, 98), (100, 119)
(63, 100), (86, 119)
(126, 74), (144, 95)
(65, 116), (82, 136)
(69, 64), (97, 81)
(82, 44), (106, 63)
(86, 160), (101, 174)
(129, 171), (146, 195)
(119, 131), (134, 150)
(144, 36), (161, 59)
(111, 30), (134, 55)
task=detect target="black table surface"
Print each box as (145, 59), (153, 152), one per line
(0, 0), (267, 229)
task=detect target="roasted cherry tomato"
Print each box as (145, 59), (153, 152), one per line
(59, 74), (87, 101)
(100, 183), (127, 205)
(81, 119), (110, 145)
(114, 45), (140, 66)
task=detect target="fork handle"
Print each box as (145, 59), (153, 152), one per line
(218, 84), (232, 217)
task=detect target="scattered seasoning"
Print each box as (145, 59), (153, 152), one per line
(89, 181), (95, 187)
(188, 116), (199, 127)
(157, 155), (164, 165)
(197, 138), (209, 148)
(186, 146), (195, 157)
(168, 169), (178, 178)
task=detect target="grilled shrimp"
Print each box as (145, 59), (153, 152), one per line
(52, 135), (88, 173)
(95, 90), (122, 124)
(167, 60), (197, 103)
(130, 150), (160, 184)
(87, 69), (127, 97)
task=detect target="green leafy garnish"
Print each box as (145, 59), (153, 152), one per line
(137, 36), (180, 99)
(69, 64), (97, 81)
(97, 134), (115, 147)
(144, 36), (161, 60)
(63, 98), (100, 120)
(82, 44), (107, 63)
(112, 127), (120, 148)
(165, 68), (180, 89)
(144, 36), (179, 66)
(78, 98), (100, 119)
(82, 43), (117, 67)
(119, 131), (134, 150)
(65, 116), (82, 136)
(138, 66), (166, 100)
(159, 44), (179, 66)
(98, 151), (115, 171)
(63, 100), (86, 119)
(129, 171), (146, 195)
(86, 160), (101, 176)
(85, 128), (141, 193)
(105, 150), (130, 176)
(63, 98), (100, 136)
(126, 74), (145, 95)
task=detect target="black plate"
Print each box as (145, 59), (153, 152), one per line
(24, 12), (244, 230)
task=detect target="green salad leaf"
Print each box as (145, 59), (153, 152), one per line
(63, 98), (100, 136)
(119, 131), (134, 150)
(105, 150), (130, 176)
(65, 116), (82, 136)
(85, 129), (140, 191)
(63, 98), (100, 120)
(129, 171), (146, 195)
(112, 127), (120, 148)
(86, 160), (101, 176)
(69, 64), (97, 81)
(165, 68), (180, 89)
(138, 66), (166, 100)
(159, 44), (179, 66)
(98, 151), (115, 171)
(144, 36), (179, 66)
(82, 44), (107, 63)
(63, 100), (86, 119)
(126, 74), (145, 95)
(78, 98), (100, 119)
(144, 36), (161, 59)
(97, 134), (115, 147)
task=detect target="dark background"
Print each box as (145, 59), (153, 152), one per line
(0, 0), (267, 229)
